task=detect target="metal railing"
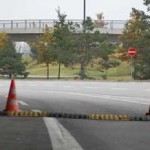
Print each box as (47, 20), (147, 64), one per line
(0, 19), (127, 30)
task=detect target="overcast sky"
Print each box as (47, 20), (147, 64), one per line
(0, 0), (148, 20)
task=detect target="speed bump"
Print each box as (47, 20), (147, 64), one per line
(48, 112), (88, 119)
(129, 116), (150, 121)
(1, 110), (150, 121)
(88, 114), (129, 121)
(7, 111), (49, 117)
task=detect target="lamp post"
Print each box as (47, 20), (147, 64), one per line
(81, 0), (86, 80)
(83, 0), (86, 21)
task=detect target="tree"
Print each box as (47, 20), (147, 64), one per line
(31, 26), (55, 79)
(144, 0), (150, 10)
(119, 8), (148, 53)
(0, 32), (8, 48)
(30, 47), (39, 61)
(74, 17), (106, 79)
(96, 42), (119, 78)
(144, 0), (150, 5)
(117, 8), (150, 79)
(94, 13), (107, 28)
(0, 39), (26, 79)
(52, 9), (75, 79)
(132, 31), (150, 79)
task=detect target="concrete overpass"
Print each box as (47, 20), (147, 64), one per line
(0, 19), (126, 42)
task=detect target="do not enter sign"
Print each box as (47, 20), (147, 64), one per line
(128, 48), (136, 57)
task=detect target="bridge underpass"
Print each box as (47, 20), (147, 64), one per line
(8, 33), (120, 43)
(0, 19), (125, 42)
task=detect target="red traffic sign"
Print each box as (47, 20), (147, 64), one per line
(128, 48), (136, 57)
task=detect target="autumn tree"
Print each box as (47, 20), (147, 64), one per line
(31, 26), (55, 79)
(0, 32), (8, 48)
(94, 13), (107, 28)
(117, 8), (150, 79)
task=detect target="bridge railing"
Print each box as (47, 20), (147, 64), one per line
(0, 19), (126, 30)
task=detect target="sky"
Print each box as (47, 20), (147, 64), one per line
(0, 0), (148, 20)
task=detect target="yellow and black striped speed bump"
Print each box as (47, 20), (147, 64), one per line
(7, 111), (49, 117)
(0, 111), (150, 121)
(88, 114), (129, 121)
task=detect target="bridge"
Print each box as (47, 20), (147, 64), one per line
(0, 19), (126, 42)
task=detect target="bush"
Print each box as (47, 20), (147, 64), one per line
(133, 63), (150, 80)
(14, 72), (30, 79)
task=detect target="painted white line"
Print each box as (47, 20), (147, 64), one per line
(18, 101), (28, 106)
(85, 86), (99, 89)
(46, 85), (55, 87)
(111, 88), (128, 90)
(47, 90), (149, 105)
(100, 95), (149, 105)
(64, 86), (74, 88)
(32, 110), (42, 112)
(43, 118), (84, 150)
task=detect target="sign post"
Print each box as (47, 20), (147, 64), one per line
(128, 48), (136, 79)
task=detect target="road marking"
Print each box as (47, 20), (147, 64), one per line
(32, 110), (42, 112)
(64, 86), (74, 88)
(99, 95), (149, 105)
(18, 101), (28, 106)
(43, 118), (84, 150)
(46, 85), (55, 87)
(85, 86), (99, 89)
(111, 88), (128, 90)
(47, 91), (149, 105)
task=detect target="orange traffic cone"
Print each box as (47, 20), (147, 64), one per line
(146, 105), (150, 116)
(4, 80), (19, 112)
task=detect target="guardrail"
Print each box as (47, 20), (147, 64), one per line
(0, 19), (126, 30)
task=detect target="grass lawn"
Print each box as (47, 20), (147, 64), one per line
(26, 61), (131, 80)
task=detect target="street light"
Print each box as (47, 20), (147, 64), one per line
(83, 0), (86, 21)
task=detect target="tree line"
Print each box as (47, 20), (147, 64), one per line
(30, 9), (118, 79)
(0, 1), (150, 80)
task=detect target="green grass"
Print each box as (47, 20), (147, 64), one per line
(26, 63), (80, 76)
(26, 58), (131, 80)
(86, 62), (131, 77)
(108, 63), (131, 76)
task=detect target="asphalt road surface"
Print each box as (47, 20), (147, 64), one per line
(0, 80), (150, 150)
